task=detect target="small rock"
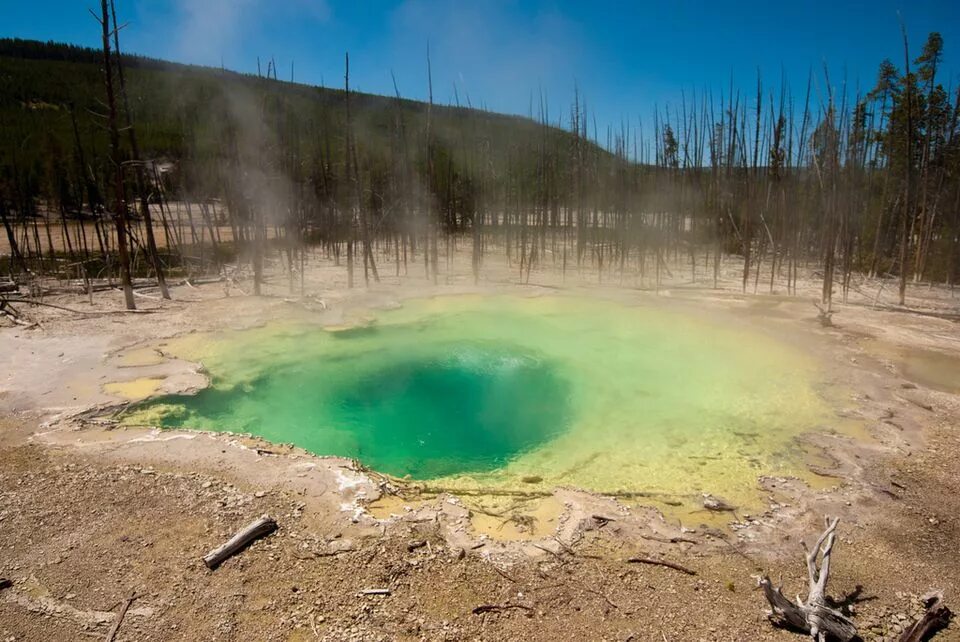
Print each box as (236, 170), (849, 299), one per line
(702, 494), (736, 512)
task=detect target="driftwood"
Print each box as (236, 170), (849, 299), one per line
(758, 517), (857, 641)
(203, 515), (277, 569)
(626, 556), (697, 576)
(899, 591), (952, 642)
(104, 591), (137, 642)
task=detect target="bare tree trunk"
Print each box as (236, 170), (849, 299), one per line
(99, 0), (135, 310)
(898, 22), (913, 306)
(110, 0), (169, 299)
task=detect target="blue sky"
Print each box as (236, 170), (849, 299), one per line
(3, 1), (959, 140)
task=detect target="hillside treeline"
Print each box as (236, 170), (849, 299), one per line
(0, 26), (957, 309)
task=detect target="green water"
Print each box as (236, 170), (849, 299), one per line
(128, 295), (832, 510)
(147, 340), (570, 478)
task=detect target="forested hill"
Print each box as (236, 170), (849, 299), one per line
(4, 36), (957, 297)
(0, 38), (612, 203)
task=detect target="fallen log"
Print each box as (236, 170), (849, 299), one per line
(626, 556), (697, 576)
(758, 517), (857, 641)
(899, 591), (952, 642)
(203, 515), (277, 569)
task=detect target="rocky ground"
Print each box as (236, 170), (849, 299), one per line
(1, 253), (958, 641)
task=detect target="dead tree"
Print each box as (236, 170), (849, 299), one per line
(758, 517), (857, 641)
(109, 0), (170, 299)
(97, 0), (136, 310)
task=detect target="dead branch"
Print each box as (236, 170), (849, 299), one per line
(203, 515), (277, 569)
(472, 603), (534, 615)
(3, 298), (159, 315)
(104, 591), (137, 642)
(490, 564), (519, 584)
(592, 514), (616, 525)
(0, 301), (39, 328)
(758, 516), (857, 641)
(359, 588), (391, 596)
(640, 534), (698, 545)
(626, 556), (697, 576)
(899, 591), (952, 642)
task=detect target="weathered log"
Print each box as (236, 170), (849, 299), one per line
(203, 515), (277, 569)
(758, 517), (857, 642)
(899, 591), (951, 642)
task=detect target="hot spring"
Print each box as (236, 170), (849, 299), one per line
(126, 295), (838, 513)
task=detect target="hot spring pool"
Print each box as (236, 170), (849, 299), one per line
(126, 295), (836, 510)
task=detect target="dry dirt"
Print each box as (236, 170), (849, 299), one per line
(1, 250), (959, 641)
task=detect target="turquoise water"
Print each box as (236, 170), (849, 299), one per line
(148, 340), (570, 478)
(128, 295), (832, 510)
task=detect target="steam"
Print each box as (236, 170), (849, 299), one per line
(388, 0), (583, 116)
(172, 0), (330, 68)
(173, 0), (256, 66)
